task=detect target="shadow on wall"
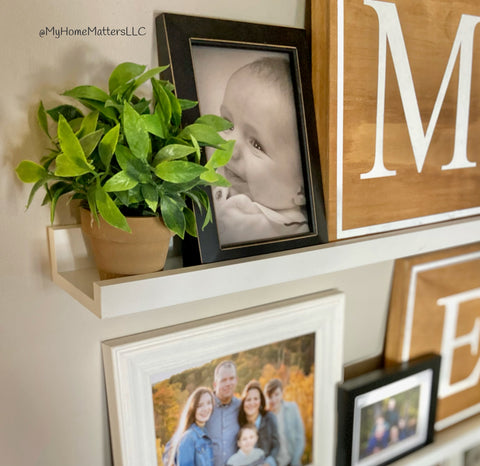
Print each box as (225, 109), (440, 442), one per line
(3, 44), (119, 225)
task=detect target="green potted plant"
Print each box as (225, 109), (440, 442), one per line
(15, 62), (233, 278)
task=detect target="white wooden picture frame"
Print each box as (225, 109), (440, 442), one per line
(102, 290), (345, 466)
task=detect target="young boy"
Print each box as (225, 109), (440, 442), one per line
(213, 56), (309, 246)
(226, 424), (266, 466)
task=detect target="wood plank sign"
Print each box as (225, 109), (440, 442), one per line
(311, 0), (480, 240)
(384, 243), (480, 430)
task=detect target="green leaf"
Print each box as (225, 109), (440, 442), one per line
(99, 124), (120, 169)
(195, 114), (233, 132)
(108, 62), (146, 94)
(76, 111), (99, 139)
(190, 135), (201, 164)
(187, 187), (210, 211)
(48, 182), (73, 223)
(123, 102), (150, 161)
(15, 160), (47, 183)
(141, 184), (158, 212)
(205, 140), (235, 169)
(142, 113), (165, 138)
(151, 79), (172, 125)
(184, 207), (197, 237)
(134, 65), (169, 89)
(115, 144), (152, 183)
(154, 160), (206, 183)
(79, 129), (104, 158)
(104, 99), (123, 112)
(95, 185), (131, 232)
(187, 188), (213, 229)
(55, 115), (94, 177)
(160, 194), (185, 238)
(26, 178), (49, 209)
(68, 117), (83, 133)
(115, 184), (142, 206)
(40, 150), (59, 170)
(179, 123), (227, 147)
(103, 171), (138, 192)
(132, 98), (151, 115)
(158, 79), (175, 93)
(86, 185), (99, 224)
(199, 169), (221, 184)
(155, 144), (196, 163)
(63, 85), (110, 102)
(178, 98), (198, 111)
(76, 98), (118, 122)
(111, 81), (137, 103)
(166, 87), (182, 128)
(202, 203), (213, 229)
(46, 104), (83, 122)
(37, 102), (49, 137)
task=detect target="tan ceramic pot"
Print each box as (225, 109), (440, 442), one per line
(80, 208), (174, 280)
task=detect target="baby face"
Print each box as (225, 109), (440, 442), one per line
(238, 427), (258, 455)
(220, 66), (305, 210)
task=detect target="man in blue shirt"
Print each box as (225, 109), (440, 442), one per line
(206, 360), (241, 466)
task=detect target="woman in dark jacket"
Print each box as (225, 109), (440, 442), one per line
(238, 380), (279, 466)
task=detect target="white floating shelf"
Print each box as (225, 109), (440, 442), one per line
(47, 216), (480, 318)
(392, 413), (480, 465)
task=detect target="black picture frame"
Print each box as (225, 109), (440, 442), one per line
(336, 354), (441, 466)
(155, 13), (328, 264)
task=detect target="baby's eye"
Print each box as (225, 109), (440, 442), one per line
(249, 138), (265, 153)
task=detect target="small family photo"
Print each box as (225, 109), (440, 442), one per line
(348, 365), (437, 466)
(190, 45), (310, 248)
(151, 334), (314, 466)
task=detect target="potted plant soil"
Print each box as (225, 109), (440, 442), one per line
(15, 62), (233, 279)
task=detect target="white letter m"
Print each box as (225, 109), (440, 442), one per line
(361, 0), (480, 179)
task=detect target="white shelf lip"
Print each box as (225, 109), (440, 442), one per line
(392, 413), (480, 465)
(48, 215), (480, 318)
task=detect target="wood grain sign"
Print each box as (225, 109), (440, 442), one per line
(311, 0), (480, 240)
(384, 243), (480, 430)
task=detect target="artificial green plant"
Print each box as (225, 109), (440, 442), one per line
(15, 62), (234, 238)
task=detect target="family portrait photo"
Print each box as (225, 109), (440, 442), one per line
(151, 334), (315, 466)
(350, 366), (437, 466)
(190, 45), (311, 248)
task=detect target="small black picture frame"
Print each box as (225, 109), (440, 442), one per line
(155, 13), (328, 264)
(336, 354), (441, 466)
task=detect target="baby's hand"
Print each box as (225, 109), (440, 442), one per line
(212, 191), (270, 245)
(213, 188), (257, 214)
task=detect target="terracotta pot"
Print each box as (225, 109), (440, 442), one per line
(80, 208), (174, 280)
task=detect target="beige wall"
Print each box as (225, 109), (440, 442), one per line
(0, 1), (392, 464)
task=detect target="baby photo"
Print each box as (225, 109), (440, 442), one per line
(191, 46), (310, 247)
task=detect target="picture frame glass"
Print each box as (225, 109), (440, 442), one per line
(190, 43), (311, 248)
(152, 332), (315, 466)
(352, 369), (434, 466)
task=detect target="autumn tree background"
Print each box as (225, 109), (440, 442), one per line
(152, 333), (315, 465)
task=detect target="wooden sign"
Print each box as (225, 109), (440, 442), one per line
(384, 243), (480, 430)
(311, 0), (480, 240)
